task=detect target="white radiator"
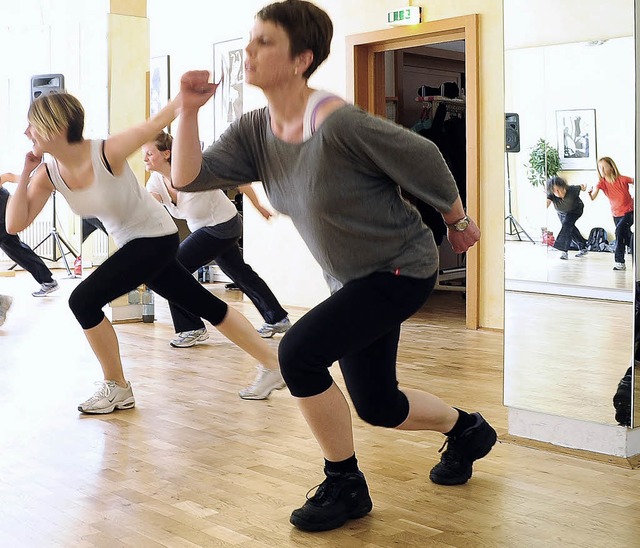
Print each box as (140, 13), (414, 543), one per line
(0, 220), (53, 262)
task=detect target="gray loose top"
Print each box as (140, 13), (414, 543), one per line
(182, 104), (460, 290)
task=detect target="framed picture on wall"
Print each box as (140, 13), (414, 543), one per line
(150, 55), (171, 130)
(213, 38), (244, 141)
(555, 108), (597, 170)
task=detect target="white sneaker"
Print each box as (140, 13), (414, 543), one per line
(239, 365), (286, 400)
(32, 280), (59, 297)
(170, 328), (209, 348)
(559, 251), (569, 260)
(575, 249), (588, 257)
(257, 317), (292, 338)
(613, 262), (626, 271)
(78, 380), (135, 414)
(0, 295), (13, 326)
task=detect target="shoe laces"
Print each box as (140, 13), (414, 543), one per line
(304, 475), (341, 506)
(246, 365), (269, 390)
(85, 380), (116, 404)
(437, 436), (464, 466)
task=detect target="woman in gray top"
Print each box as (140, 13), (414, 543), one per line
(172, 0), (496, 533)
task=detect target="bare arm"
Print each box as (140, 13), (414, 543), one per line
(5, 154), (54, 234)
(546, 198), (552, 208)
(102, 97), (181, 175)
(588, 186), (599, 200)
(239, 184), (273, 220)
(0, 172), (18, 186)
(172, 71), (218, 188)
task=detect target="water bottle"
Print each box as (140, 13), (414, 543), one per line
(73, 255), (82, 277)
(141, 286), (155, 323)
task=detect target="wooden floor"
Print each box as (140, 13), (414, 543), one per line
(1, 270), (640, 547)
(505, 240), (633, 292)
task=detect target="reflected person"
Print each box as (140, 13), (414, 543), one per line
(546, 176), (588, 260)
(588, 156), (634, 271)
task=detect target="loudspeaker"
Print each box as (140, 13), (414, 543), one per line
(505, 112), (520, 152)
(30, 74), (65, 102)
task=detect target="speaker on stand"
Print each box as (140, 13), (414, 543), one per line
(27, 74), (79, 276)
(504, 113), (534, 243)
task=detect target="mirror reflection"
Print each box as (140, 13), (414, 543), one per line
(505, 36), (634, 295)
(503, 0), (636, 428)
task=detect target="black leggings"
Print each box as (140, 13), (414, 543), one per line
(169, 225), (288, 333)
(279, 271), (436, 428)
(69, 233), (227, 330)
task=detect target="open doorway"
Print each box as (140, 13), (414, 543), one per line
(346, 16), (479, 328)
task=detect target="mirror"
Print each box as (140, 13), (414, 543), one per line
(503, 0), (637, 427)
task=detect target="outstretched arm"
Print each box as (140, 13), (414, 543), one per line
(588, 186), (599, 200)
(5, 153), (54, 234)
(0, 172), (18, 186)
(103, 97), (182, 176)
(172, 71), (218, 188)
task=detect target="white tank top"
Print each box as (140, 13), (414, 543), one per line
(146, 171), (237, 232)
(45, 140), (177, 247)
(302, 90), (342, 141)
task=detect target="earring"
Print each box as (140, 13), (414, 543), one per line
(294, 67), (298, 76)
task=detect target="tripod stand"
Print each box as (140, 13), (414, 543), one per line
(505, 152), (534, 243)
(30, 191), (79, 277)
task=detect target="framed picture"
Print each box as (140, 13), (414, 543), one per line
(555, 109), (596, 170)
(213, 38), (245, 141)
(150, 55), (171, 130)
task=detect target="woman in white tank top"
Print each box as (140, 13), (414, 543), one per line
(6, 92), (281, 414)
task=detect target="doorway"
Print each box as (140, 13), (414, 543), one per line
(346, 15), (479, 328)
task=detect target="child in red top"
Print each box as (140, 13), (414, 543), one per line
(589, 156), (634, 270)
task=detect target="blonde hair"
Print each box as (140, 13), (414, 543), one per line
(597, 156), (620, 181)
(27, 92), (84, 143)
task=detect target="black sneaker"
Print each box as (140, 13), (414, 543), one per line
(613, 367), (632, 427)
(429, 412), (497, 486)
(290, 470), (373, 532)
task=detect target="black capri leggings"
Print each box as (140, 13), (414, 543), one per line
(68, 233), (228, 330)
(279, 271), (436, 428)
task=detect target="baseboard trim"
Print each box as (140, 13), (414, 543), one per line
(500, 434), (640, 469)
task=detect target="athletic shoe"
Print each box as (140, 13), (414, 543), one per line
(429, 412), (497, 486)
(613, 262), (626, 271)
(78, 380), (135, 414)
(613, 367), (632, 427)
(169, 328), (209, 348)
(238, 364), (286, 400)
(575, 249), (588, 257)
(32, 280), (59, 297)
(559, 251), (569, 260)
(257, 317), (292, 338)
(0, 295), (13, 326)
(290, 470), (373, 532)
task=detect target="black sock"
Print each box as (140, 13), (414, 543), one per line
(444, 408), (476, 437)
(324, 454), (359, 475)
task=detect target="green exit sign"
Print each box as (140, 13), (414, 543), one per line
(387, 6), (422, 26)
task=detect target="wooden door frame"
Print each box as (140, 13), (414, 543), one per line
(346, 15), (479, 329)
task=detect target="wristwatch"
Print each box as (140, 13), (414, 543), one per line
(446, 214), (471, 232)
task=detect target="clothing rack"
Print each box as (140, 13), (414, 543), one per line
(415, 95), (465, 115)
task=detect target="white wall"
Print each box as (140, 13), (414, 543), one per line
(0, 0), (109, 252)
(505, 36), (635, 241)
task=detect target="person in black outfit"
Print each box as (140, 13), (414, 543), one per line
(546, 176), (588, 260)
(1, 173), (59, 296)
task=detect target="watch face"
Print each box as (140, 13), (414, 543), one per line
(455, 218), (470, 231)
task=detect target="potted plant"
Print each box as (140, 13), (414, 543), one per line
(525, 138), (562, 187)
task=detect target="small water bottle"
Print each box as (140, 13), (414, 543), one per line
(73, 255), (82, 277)
(141, 286), (155, 323)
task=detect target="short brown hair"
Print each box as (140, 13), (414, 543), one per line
(257, 0), (333, 79)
